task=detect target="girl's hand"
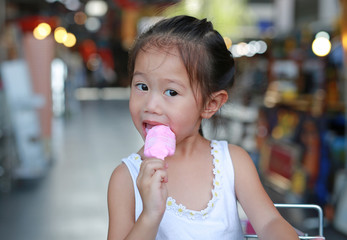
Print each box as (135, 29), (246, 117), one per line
(137, 158), (168, 223)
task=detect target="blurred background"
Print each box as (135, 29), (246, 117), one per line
(0, 0), (346, 239)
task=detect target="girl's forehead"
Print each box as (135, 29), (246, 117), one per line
(135, 46), (183, 71)
(139, 45), (180, 58)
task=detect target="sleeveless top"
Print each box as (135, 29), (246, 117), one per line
(122, 140), (244, 240)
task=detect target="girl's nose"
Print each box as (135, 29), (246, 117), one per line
(144, 92), (162, 115)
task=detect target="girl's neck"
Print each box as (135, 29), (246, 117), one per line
(169, 134), (210, 162)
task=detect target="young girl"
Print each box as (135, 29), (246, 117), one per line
(107, 15), (299, 240)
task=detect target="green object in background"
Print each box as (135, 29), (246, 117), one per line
(163, 0), (253, 38)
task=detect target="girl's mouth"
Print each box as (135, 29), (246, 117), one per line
(143, 122), (158, 135)
(144, 123), (154, 134)
(143, 122), (166, 135)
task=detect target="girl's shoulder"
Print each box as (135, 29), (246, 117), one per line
(108, 153), (142, 210)
(110, 162), (131, 179)
(108, 162), (134, 197)
(226, 143), (254, 169)
(209, 140), (250, 161)
(210, 140), (253, 170)
(226, 142), (250, 158)
(108, 156), (137, 203)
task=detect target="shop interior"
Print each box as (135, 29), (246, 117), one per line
(0, 0), (346, 239)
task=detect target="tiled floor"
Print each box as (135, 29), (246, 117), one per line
(0, 99), (346, 240)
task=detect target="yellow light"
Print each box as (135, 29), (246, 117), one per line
(272, 126), (283, 139)
(33, 23), (51, 40)
(38, 23), (51, 35)
(33, 27), (46, 40)
(63, 33), (77, 47)
(342, 33), (347, 50)
(312, 37), (331, 57)
(54, 27), (67, 44)
(223, 37), (232, 49)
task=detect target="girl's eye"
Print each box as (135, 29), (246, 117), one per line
(135, 83), (148, 91)
(164, 89), (178, 97)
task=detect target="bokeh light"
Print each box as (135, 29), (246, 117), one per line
(53, 27), (77, 48)
(315, 31), (330, 40)
(86, 53), (101, 71)
(312, 37), (331, 57)
(33, 23), (51, 40)
(223, 37), (232, 49)
(74, 11), (87, 25)
(231, 40), (267, 58)
(63, 33), (77, 47)
(85, 0), (108, 17)
(54, 27), (67, 43)
(64, 0), (81, 11)
(85, 17), (101, 32)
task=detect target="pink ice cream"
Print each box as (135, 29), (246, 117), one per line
(144, 125), (176, 160)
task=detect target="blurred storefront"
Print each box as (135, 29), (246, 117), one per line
(0, 0), (346, 237)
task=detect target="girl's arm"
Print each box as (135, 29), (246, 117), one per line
(229, 145), (299, 240)
(107, 159), (168, 240)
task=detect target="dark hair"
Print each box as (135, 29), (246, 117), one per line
(128, 15), (235, 105)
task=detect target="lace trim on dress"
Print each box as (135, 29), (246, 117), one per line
(165, 140), (223, 220)
(131, 153), (142, 167)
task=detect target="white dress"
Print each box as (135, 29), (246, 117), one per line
(122, 140), (244, 240)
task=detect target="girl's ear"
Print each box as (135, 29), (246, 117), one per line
(201, 90), (228, 119)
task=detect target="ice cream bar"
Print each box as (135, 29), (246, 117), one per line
(144, 125), (176, 160)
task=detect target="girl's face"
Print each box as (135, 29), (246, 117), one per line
(129, 46), (204, 143)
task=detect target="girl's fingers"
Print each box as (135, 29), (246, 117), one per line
(137, 158), (168, 187)
(139, 159), (166, 177)
(136, 158), (169, 217)
(152, 169), (169, 184)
